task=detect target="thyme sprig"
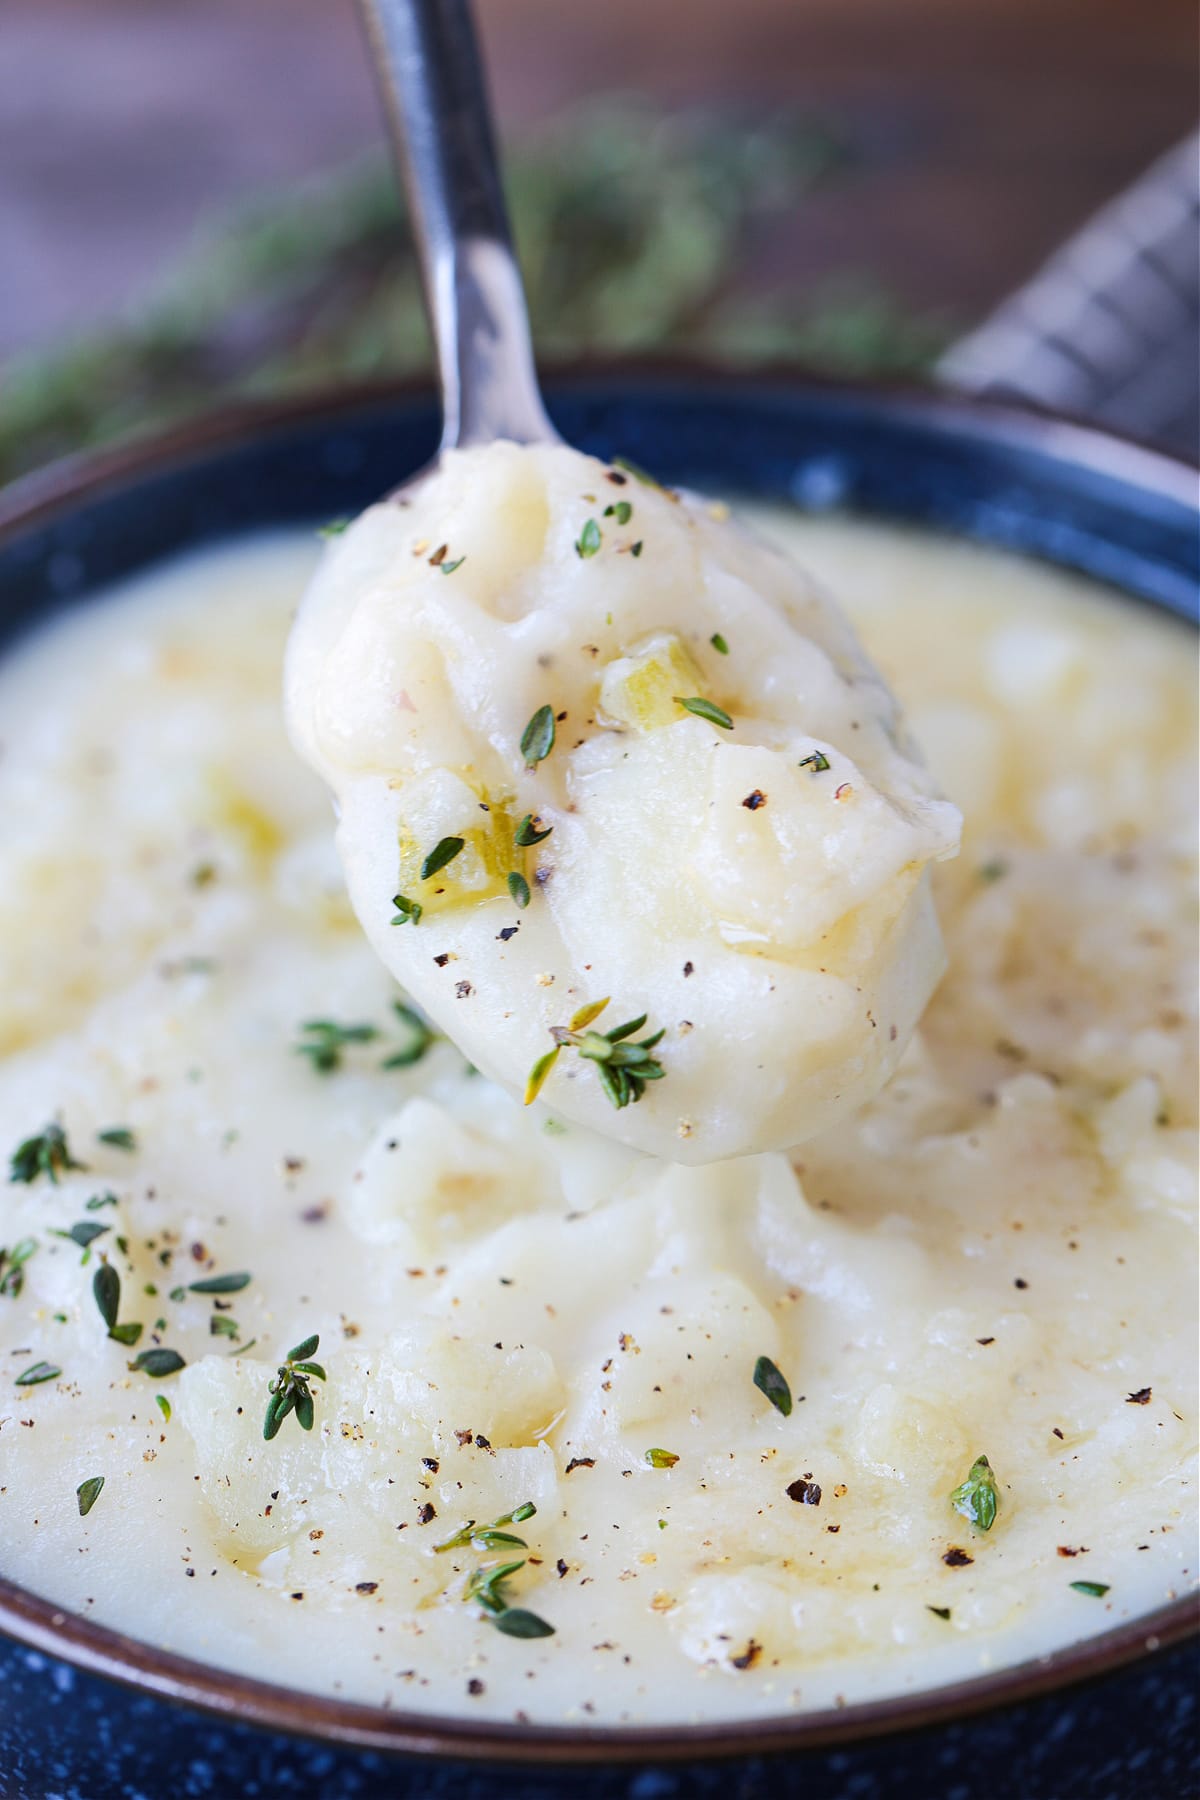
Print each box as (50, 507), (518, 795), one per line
(295, 1019), (378, 1074)
(434, 1501), (537, 1555)
(263, 1332), (326, 1440)
(438, 1501), (555, 1638)
(381, 1001), (438, 1069)
(9, 1121), (86, 1186)
(949, 1454), (999, 1532)
(524, 998), (666, 1110)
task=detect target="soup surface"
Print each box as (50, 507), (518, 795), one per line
(0, 516), (1194, 1727)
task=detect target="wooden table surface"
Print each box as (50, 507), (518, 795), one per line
(0, 0), (1195, 358)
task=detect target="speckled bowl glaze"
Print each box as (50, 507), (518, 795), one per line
(0, 372), (1196, 1800)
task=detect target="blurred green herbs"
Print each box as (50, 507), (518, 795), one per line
(0, 101), (949, 486)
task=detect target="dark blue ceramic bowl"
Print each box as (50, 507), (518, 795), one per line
(0, 373), (1196, 1800)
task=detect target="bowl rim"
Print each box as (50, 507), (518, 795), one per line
(0, 365), (1196, 1766)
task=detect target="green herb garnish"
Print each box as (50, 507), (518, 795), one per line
(15, 1360), (60, 1387)
(295, 1019), (378, 1075)
(575, 518), (602, 558)
(439, 556), (466, 575)
(51, 1221), (109, 1252)
(435, 1501), (537, 1554)
(318, 518), (349, 539)
(0, 1238), (37, 1299)
(9, 1121), (86, 1186)
(645, 1448), (679, 1469)
(92, 1261), (143, 1346)
(188, 1271), (251, 1295)
(507, 872), (531, 909)
(263, 1333), (326, 1439)
(603, 500), (633, 525)
(381, 1000), (438, 1069)
(391, 893), (423, 927)
(514, 813), (553, 848)
(949, 1455), (999, 1532)
(978, 859), (1009, 883)
(130, 1348), (186, 1378)
(710, 632), (729, 655)
(1070, 1580), (1110, 1598)
(525, 999), (666, 1110)
(493, 1608), (555, 1638)
(752, 1354), (793, 1417)
(676, 696), (733, 730)
(85, 1192), (120, 1212)
(421, 836), (465, 881)
(926, 1605), (952, 1620)
(76, 1475), (105, 1517)
(210, 1314), (240, 1340)
(97, 1127), (136, 1152)
(520, 705), (557, 768)
(798, 750), (831, 773)
(155, 1394), (172, 1423)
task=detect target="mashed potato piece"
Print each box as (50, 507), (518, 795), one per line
(285, 444), (961, 1160)
(0, 522), (1193, 1729)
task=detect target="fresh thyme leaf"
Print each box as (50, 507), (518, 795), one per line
(798, 750), (831, 773)
(210, 1314), (240, 1340)
(926, 1605), (952, 1620)
(507, 871), (531, 909)
(168, 1286), (187, 1303)
(514, 813), (553, 848)
(529, 1001), (665, 1110)
(391, 892), (423, 927)
(0, 1237), (38, 1299)
(189, 1271), (251, 1294)
(76, 1475), (105, 1516)
(421, 836), (465, 881)
(603, 500), (633, 525)
(108, 1322), (143, 1346)
(630, 540), (643, 557)
(85, 1191), (120, 1211)
(524, 1047), (561, 1106)
(92, 1262), (121, 1332)
(381, 1000), (438, 1069)
(949, 1455), (999, 1532)
(263, 1332), (326, 1439)
(575, 518), (602, 558)
(520, 705), (556, 768)
(978, 858), (1009, 883)
(97, 1127), (136, 1152)
(710, 632), (729, 655)
(51, 1221), (109, 1251)
(130, 1348), (186, 1378)
(15, 1361), (60, 1387)
(493, 1608), (555, 1639)
(155, 1394), (172, 1423)
(1069, 1580), (1110, 1597)
(318, 518), (349, 538)
(753, 1354), (792, 1417)
(676, 695), (733, 730)
(9, 1121), (86, 1186)
(569, 998), (610, 1032)
(439, 556), (466, 575)
(295, 1019), (379, 1075)
(645, 1448), (679, 1468)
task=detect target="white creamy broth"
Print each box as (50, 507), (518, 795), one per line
(0, 518), (1194, 1729)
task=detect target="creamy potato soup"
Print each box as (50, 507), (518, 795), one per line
(0, 518), (1194, 1728)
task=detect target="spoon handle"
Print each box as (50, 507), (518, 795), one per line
(357, 0), (556, 451)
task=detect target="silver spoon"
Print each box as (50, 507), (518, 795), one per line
(356, 0), (559, 459)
